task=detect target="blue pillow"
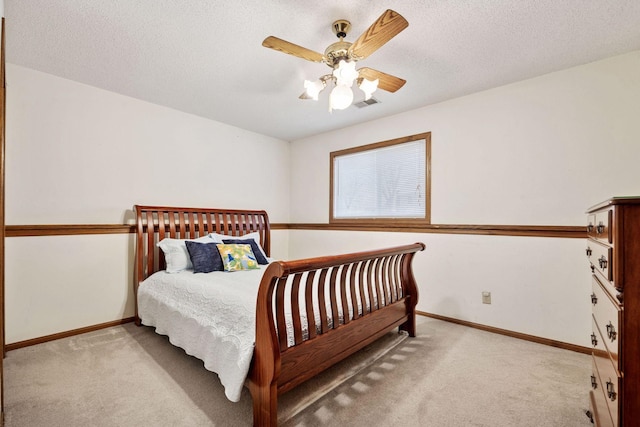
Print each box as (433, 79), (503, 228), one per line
(222, 239), (269, 265)
(185, 241), (224, 273)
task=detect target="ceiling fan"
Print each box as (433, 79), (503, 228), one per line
(262, 9), (408, 111)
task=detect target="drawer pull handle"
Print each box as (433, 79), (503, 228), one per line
(591, 293), (598, 305)
(591, 333), (598, 347)
(586, 247), (592, 257)
(606, 322), (617, 341)
(586, 410), (594, 422)
(590, 375), (598, 389)
(590, 264), (595, 273)
(606, 380), (617, 401)
(587, 224), (594, 233)
(598, 256), (608, 269)
(596, 223), (605, 234)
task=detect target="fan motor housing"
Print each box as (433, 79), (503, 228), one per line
(324, 41), (352, 67)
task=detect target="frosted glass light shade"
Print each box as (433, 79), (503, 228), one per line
(304, 79), (325, 101)
(358, 78), (379, 100)
(329, 84), (353, 110)
(332, 60), (358, 86)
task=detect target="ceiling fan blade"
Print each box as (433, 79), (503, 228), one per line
(262, 36), (325, 63)
(358, 67), (406, 93)
(348, 10), (408, 60)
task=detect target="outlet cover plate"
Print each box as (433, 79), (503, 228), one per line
(482, 291), (491, 304)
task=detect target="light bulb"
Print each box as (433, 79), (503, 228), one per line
(329, 83), (354, 110)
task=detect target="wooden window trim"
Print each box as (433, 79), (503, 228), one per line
(330, 132), (431, 225)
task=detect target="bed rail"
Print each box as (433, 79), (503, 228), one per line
(249, 242), (425, 426)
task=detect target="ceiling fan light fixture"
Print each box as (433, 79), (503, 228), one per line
(358, 78), (379, 100)
(304, 79), (326, 101)
(329, 83), (353, 111)
(263, 9), (408, 113)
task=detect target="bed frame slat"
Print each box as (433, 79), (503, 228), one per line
(247, 214), (255, 237)
(365, 258), (376, 312)
(237, 213), (243, 235)
(177, 211), (185, 238)
(391, 254), (400, 302)
(303, 271), (317, 340)
(375, 258), (385, 308)
(317, 268), (329, 334)
(145, 211), (154, 276)
(382, 256), (391, 306)
(207, 212), (212, 234)
(168, 211), (176, 237)
(221, 212), (229, 235)
(158, 212), (167, 271)
(329, 267), (340, 329)
(290, 274), (303, 345)
(230, 213), (236, 236)
(358, 260), (368, 315)
(369, 258), (379, 311)
(275, 277), (288, 349)
(185, 212), (192, 238)
(386, 255), (394, 303)
(349, 262), (360, 320)
(339, 264), (350, 324)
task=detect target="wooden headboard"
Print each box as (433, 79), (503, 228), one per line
(134, 205), (270, 286)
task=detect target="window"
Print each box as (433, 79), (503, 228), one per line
(330, 132), (431, 224)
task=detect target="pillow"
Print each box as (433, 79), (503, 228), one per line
(222, 239), (268, 265)
(157, 235), (213, 273)
(185, 241), (224, 273)
(210, 231), (268, 262)
(216, 244), (259, 271)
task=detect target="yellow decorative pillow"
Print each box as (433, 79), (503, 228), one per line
(216, 244), (259, 271)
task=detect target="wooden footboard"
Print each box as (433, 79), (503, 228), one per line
(248, 243), (425, 426)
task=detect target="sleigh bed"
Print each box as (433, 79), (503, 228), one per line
(133, 205), (425, 426)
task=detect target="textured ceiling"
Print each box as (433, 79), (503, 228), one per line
(5, 1), (640, 141)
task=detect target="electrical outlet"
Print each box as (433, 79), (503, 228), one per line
(482, 291), (491, 304)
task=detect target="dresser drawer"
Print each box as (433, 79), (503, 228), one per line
(591, 276), (620, 365)
(591, 326), (621, 425)
(590, 357), (615, 427)
(587, 209), (613, 244)
(591, 316), (611, 363)
(587, 240), (614, 285)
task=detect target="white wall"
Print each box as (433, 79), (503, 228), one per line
(6, 65), (291, 224)
(6, 50), (640, 346)
(5, 64), (290, 343)
(289, 50), (640, 346)
(288, 230), (588, 345)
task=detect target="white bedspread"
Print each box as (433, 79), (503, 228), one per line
(138, 263), (372, 402)
(138, 268), (266, 402)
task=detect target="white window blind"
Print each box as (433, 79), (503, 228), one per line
(333, 138), (426, 219)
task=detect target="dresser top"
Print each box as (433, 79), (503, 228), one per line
(587, 196), (640, 212)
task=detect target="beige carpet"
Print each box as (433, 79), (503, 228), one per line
(4, 317), (593, 426)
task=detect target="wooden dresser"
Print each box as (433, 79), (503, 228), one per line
(586, 197), (640, 426)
